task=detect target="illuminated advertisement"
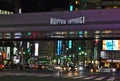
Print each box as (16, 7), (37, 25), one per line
(57, 40), (62, 55)
(34, 43), (39, 56)
(102, 40), (120, 50)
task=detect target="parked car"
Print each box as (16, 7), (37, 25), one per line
(35, 61), (49, 70)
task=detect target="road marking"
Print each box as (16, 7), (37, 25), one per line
(107, 77), (116, 81)
(35, 74), (52, 77)
(83, 76), (96, 79)
(71, 75), (86, 79)
(14, 73), (23, 76)
(94, 76), (106, 80)
(62, 76), (71, 78)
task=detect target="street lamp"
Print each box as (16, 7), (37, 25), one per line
(15, 0), (21, 14)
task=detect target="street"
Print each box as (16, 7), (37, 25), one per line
(0, 70), (120, 81)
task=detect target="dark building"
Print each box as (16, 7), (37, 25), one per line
(0, 0), (119, 13)
(0, 0), (70, 13)
(101, 0), (120, 9)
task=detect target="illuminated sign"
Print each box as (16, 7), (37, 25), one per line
(14, 32), (22, 39)
(50, 16), (85, 25)
(34, 43), (39, 56)
(57, 40), (62, 55)
(102, 40), (120, 50)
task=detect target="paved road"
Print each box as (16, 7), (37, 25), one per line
(0, 71), (120, 81)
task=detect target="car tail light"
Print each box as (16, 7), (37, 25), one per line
(2, 65), (4, 68)
(0, 64), (4, 68)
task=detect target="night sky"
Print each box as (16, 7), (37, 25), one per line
(21, 0), (70, 13)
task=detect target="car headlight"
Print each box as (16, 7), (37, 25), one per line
(63, 67), (66, 70)
(75, 67), (77, 70)
(112, 68), (116, 72)
(79, 67), (83, 70)
(68, 67), (71, 70)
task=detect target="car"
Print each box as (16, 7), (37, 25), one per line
(67, 65), (78, 72)
(54, 65), (62, 71)
(35, 61), (49, 70)
(78, 65), (84, 72)
(28, 63), (38, 69)
(24, 63), (30, 69)
(0, 63), (5, 70)
(99, 67), (116, 72)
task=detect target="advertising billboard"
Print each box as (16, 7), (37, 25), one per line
(102, 40), (120, 50)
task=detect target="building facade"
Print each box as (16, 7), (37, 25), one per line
(69, 0), (120, 11)
(0, 8), (119, 68)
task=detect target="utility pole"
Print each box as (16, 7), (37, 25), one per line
(15, 0), (21, 14)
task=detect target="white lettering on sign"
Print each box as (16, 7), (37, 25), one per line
(50, 18), (67, 25)
(68, 16), (85, 24)
(50, 16), (85, 25)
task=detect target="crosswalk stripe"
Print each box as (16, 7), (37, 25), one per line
(106, 77), (116, 81)
(94, 76), (106, 80)
(83, 76), (96, 79)
(14, 73), (23, 76)
(71, 75), (86, 79)
(62, 76), (72, 78)
(35, 74), (52, 77)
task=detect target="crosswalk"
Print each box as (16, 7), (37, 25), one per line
(61, 75), (117, 81)
(71, 75), (86, 79)
(0, 72), (118, 81)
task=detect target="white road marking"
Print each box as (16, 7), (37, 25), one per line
(106, 77), (116, 81)
(71, 75), (86, 79)
(94, 76), (106, 80)
(83, 76), (96, 79)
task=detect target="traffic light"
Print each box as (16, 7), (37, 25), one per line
(78, 47), (81, 50)
(70, 5), (73, 11)
(78, 31), (83, 37)
(27, 48), (31, 52)
(94, 39), (99, 46)
(68, 40), (72, 49)
(27, 32), (31, 36)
